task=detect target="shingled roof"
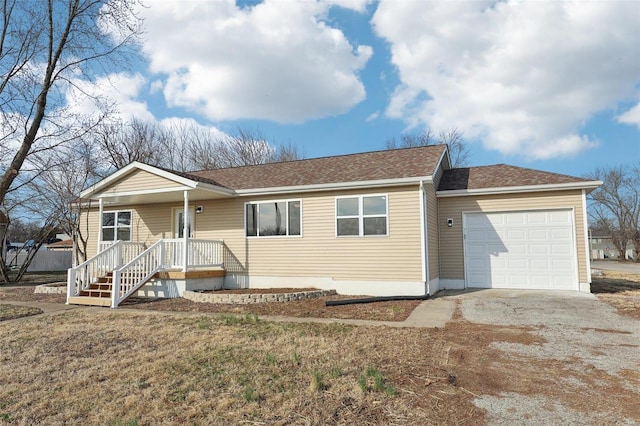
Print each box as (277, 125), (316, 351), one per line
(188, 145), (447, 190)
(438, 164), (595, 191)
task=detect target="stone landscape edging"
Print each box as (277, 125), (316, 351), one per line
(184, 289), (337, 304)
(34, 283), (67, 294)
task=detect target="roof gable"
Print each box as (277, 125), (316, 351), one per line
(438, 164), (598, 192)
(189, 145), (447, 191)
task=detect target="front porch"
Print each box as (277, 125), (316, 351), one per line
(67, 239), (228, 307)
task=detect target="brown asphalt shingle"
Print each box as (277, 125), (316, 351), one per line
(188, 145), (447, 190)
(438, 164), (594, 191)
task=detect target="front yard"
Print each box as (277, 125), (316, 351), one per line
(0, 271), (638, 424)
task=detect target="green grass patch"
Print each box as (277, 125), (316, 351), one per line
(358, 366), (398, 397)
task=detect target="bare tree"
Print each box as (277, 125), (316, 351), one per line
(385, 127), (470, 167)
(587, 164), (640, 261)
(185, 126), (303, 170)
(0, 0), (142, 208)
(29, 138), (101, 265)
(94, 118), (168, 172)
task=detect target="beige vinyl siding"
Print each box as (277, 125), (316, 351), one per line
(80, 185), (423, 282)
(101, 170), (181, 195)
(425, 183), (440, 281)
(437, 190), (588, 283)
(243, 186), (422, 281)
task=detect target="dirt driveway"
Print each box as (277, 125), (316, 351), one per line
(450, 290), (640, 425)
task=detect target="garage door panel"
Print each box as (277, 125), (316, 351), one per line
(464, 209), (577, 291)
(529, 244), (550, 255)
(551, 228), (571, 239)
(506, 229), (526, 240)
(528, 229), (549, 239)
(530, 258), (551, 269)
(506, 213), (526, 224)
(550, 211), (572, 224)
(527, 211), (548, 223)
(551, 243), (572, 255)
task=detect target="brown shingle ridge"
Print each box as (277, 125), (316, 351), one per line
(187, 145), (447, 191)
(143, 163), (232, 189)
(438, 164), (594, 191)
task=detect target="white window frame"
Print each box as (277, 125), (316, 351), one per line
(101, 210), (132, 242)
(245, 199), (303, 238)
(335, 194), (389, 237)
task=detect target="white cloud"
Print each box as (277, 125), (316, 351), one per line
(66, 72), (155, 122)
(365, 111), (379, 122)
(140, 0), (372, 123)
(65, 73), (230, 141)
(372, 0), (639, 159)
(618, 102), (640, 130)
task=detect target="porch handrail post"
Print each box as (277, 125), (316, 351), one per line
(183, 190), (189, 272)
(97, 198), (103, 253)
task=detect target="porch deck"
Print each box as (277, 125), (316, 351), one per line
(67, 239), (227, 308)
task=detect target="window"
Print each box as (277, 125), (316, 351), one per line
(246, 200), (301, 237)
(102, 211), (132, 241)
(336, 195), (388, 237)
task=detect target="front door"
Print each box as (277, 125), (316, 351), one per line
(174, 208), (195, 239)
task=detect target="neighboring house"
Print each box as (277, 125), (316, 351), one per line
(47, 239), (73, 251)
(589, 230), (635, 260)
(67, 145), (601, 307)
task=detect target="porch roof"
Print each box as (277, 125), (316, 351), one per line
(80, 162), (234, 206)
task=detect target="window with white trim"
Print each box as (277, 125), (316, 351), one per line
(102, 211), (132, 241)
(246, 200), (301, 237)
(336, 195), (388, 236)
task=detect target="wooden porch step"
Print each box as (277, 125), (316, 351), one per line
(79, 289), (112, 298)
(88, 283), (113, 291)
(68, 296), (112, 307)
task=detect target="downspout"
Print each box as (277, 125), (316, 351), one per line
(183, 190), (189, 272)
(419, 181), (430, 295)
(582, 189), (591, 288)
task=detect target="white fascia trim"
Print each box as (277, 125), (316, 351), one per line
(235, 176), (433, 196)
(96, 186), (191, 199)
(436, 181), (603, 197)
(433, 146), (451, 173)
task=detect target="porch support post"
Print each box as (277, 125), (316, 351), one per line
(183, 190), (189, 272)
(97, 198), (104, 253)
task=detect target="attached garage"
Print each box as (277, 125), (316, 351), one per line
(463, 209), (578, 291)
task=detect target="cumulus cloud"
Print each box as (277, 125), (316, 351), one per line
(66, 72), (155, 122)
(372, 0), (639, 159)
(618, 103), (640, 130)
(65, 73), (230, 140)
(140, 0), (372, 123)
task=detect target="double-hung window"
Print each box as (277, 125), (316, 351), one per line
(246, 200), (301, 237)
(102, 211), (132, 241)
(336, 194), (388, 237)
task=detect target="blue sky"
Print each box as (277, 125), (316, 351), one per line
(93, 0), (639, 178)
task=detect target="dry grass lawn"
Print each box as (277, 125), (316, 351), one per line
(0, 305), (638, 424)
(591, 270), (640, 319)
(0, 304), (42, 321)
(0, 271), (638, 424)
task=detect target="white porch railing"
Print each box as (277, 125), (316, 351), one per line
(161, 239), (224, 269)
(111, 239), (225, 307)
(67, 241), (146, 301)
(99, 241), (144, 260)
(112, 240), (164, 308)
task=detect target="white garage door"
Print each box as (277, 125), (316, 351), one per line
(463, 209), (578, 290)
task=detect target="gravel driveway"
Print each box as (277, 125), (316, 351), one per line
(456, 290), (640, 425)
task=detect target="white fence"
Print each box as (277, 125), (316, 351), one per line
(7, 251), (72, 272)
